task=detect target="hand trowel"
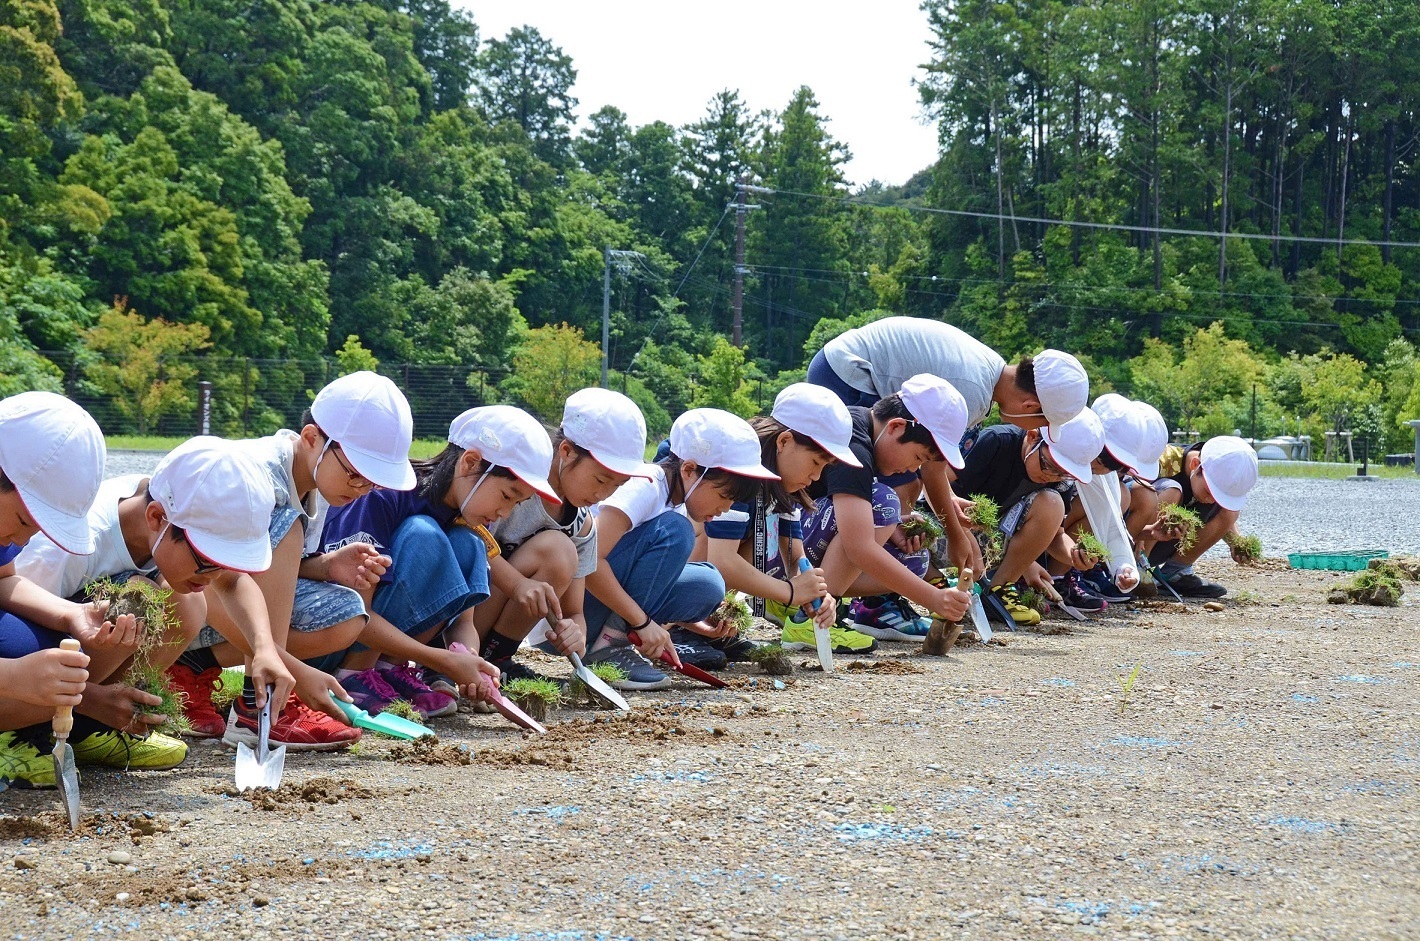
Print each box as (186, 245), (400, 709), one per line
(52, 639), (82, 831)
(235, 685), (286, 792)
(797, 557), (834, 673)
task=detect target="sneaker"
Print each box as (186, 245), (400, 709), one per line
(222, 695), (362, 752)
(72, 730), (188, 771)
(0, 731), (55, 788)
(990, 585), (1041, 626)
(1166, 572), (1228, 599)
(763, 597), (797, 627)
(378, 664), (457, 719)
(425, 668), (458, 699)
(493, 658), (558, 685)
(706, 632), (760, 662)
(668, 628), (729, 671)
(1056, 572), (1107, 612)
(582, 645), (672, 691)
(780, 620), (878, 654)
(339, 668), (402, 715)
(1080, 565), (1132, 603)
(844, 595), (931, 641)
(165, 663), (226, 738)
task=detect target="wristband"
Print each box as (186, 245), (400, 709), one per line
(786, 580), (796, 608)
(630, 616), (652, 631)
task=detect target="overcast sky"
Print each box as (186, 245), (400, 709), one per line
(459, 0), (942, 188)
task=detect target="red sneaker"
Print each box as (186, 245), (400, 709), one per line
(221, 694), (361, 752)
(165, 664), (226, 738)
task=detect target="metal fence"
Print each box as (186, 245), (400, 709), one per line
(35, 351), (509, 441)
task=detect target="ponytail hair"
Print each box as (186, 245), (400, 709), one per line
(749, 416), (826, 512)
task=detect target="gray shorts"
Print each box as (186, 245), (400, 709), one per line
(191, 578), (366, 649)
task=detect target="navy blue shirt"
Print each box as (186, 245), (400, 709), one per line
(320, 489), (458, 584)
(0, 542), (21, 567)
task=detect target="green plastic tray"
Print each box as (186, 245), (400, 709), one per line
(1286, 550), (1388, 571)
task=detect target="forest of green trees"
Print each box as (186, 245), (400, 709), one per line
(3, 0), (1420, 451)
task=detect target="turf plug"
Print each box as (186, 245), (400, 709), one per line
(1226, 532), (1263, 564)
(1155, 504), (1202, 553)
(570, 662), (627, 709)
(383, 699), (426, 725)
(966, 494), (1004, 567)
(501, 678), (562, 723)
(746, 643), (793, 676)
(1328, 562), (1404, 607)
(707, 592), (752, 635)
(86, 578), (189, 734)
(1072, 529), (1110, 565)
(899, 509), (945, 542)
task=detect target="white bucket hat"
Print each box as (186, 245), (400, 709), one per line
(449, 406), (559, 503)
(561, 388), (654, 478)
(310, 371), (416, 490)
(1041, 406), (1104, 481)
(897, 374), (969, 469)
(669, 409), (779, 479)
(1199, 436), (1259, 511)
(771, 383), (862, 468)
(149, 437), (276, 573)
(0, 392), (106, 554)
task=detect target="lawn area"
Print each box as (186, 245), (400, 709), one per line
(1259, 460), (1415, 479)
(108, 436), (448, 459)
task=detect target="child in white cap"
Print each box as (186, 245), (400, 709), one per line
(314, 405), (549, 714)
(171, 371), (416, 750)
(798, 375), (973, 641)
(697, 384), (867, 659)
(583, 408), (778, 690)
(14, 436), (281, 779)
(1141, 436), (1259, 598)
(447, 388), (652, 686)
(949, 406), (1104, 624)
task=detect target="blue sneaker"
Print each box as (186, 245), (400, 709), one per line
(1080, 565), (1131, 603)
(582, 644), (672, 691)
(845, 595), (931, 641)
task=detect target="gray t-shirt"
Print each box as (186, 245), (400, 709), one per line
(822, 316), (1005, 426)
(487, 495), (598, 578)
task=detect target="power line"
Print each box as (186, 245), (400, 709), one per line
(626, 201), (735, 371)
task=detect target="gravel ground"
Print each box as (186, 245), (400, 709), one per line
(2, 559), (1417, 940)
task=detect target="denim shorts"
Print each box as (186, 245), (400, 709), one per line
(191, 578), (366, 649)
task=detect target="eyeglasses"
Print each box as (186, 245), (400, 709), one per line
(160, 523), (224, 575)
(1028, 439), (1067, 479)
(328, 442), (380, 491)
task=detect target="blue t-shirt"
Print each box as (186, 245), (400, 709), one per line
(704, 502), (803, 543)
(0, 542), (21, 567)
(319, 489), (458, 584)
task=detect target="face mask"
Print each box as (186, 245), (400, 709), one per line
(458, 465), (494, 518)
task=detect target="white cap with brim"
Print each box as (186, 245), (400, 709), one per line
(0, 391), (106, 554)
(562, 388), (654, 478)
(1129, 400), (1169, 480)
(772, 383), (862, 468)
(1093, 393), (1165, 480)
(1041, 407), (1104, 481)
(1035, 349), (1090, 438)
(149, 437), (276, 573)
(1200, 436), (1258, 512)
(311, 371), (416, 490)
(449, 405), (560, 503)
(669, 409), (780, 480)
(897, 374), (969, 469)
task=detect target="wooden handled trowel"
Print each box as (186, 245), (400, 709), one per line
(52, 639), (83, 831)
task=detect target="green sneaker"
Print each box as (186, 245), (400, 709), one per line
(0, 731), (56, 789)
(72, 730), (188, 771)
(780, 621), (878, 654)
(763, 597), (798, 627)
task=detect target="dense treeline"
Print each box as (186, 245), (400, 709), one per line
(2, 0), (1419, 449)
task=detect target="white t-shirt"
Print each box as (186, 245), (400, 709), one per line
(597, 465), (675, 531)
(822, 316), (1006, 426)
(17, 475), (149, 599)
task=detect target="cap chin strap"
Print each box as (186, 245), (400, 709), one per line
(314, 437), (334, 480)
(681, 467), (710, 505)
(458, 466), (494, 518)
(872, 418), (914, 448)
(1000, 409), (1046, 421)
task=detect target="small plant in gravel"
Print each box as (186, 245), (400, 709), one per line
(746, 643), (793, 676)
(899, 509), (944, 541)
(966, 494), (1004, 567)
(501, 678), (562, 723)
(1072, 529), (1111, 565)
(1016, 587), (1049, 616)
(1115, 662), (1143, 715)
(706, 592), (752, 634)
(1328, 563), (1404, 607)
(383, 699), (426, 725)
(1155, 504), (1202, 553)
(570, 662), (628, 708)
(1225, 532), (1263, 564)
(86, 578), (189, 733)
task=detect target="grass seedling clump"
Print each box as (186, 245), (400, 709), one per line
(1016, 587), (1048, 616)
(211, 669), (244, 712)
(383, 699), (426, 725)
(1072, 529), (1111, 565)
(899, 509), (944, 541)
(1155, 503), (1202, 553)
(966, 494), (1004, 567)
(746, 642), (793, 676)
(570, 662), (628, 708)
(1226, 533), (1263, 564)
(501, 678), (562, 722)
(1328, 562), (1404, 607)
(86, 578), (189, 733)
(707, 592), (752, 634)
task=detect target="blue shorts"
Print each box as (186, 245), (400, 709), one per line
(191, 578), (366, 649)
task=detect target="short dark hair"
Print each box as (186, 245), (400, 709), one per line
(551, 429), (593, 466)
(1014, 355), (1037, 395)
(657, 452), (762, 506)
(412, 443), (518, 505)
(0, 471), (12, 494)
(870, 395), (943, 460)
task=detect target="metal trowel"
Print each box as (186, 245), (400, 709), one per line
(234, 685), (286, 792)
(52, 639), (82, 831)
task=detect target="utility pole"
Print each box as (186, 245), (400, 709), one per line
(601, 247), (644, 388)
(732, 178), (747, 348)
